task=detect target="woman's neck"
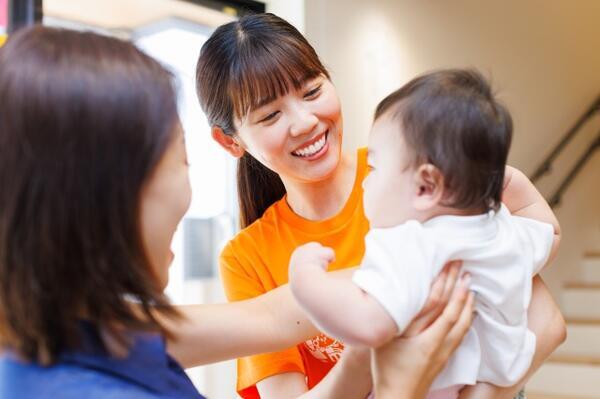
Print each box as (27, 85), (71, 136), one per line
(283, 152), (357, 221)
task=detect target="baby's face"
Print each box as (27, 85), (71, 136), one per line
(363, 113), (420, 228)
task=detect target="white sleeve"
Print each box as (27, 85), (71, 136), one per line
(513, 216), (555, 274)
(352, 221), (443, 332)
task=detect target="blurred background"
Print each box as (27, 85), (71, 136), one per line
(2, 1), (599, 398)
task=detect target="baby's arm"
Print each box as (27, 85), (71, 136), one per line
(289, 242), (398, 347)
(502, 166), (561, 266)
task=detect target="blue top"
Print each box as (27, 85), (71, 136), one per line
(0, 323), (206, 399)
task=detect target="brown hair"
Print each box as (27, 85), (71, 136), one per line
(196, 13), (330, 228)
(375, 69), (513, 212)
(0, 26), (180, 364)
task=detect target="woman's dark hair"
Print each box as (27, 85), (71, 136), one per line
(196, 13), (330, 228)
(0, 26), (181, 364)
(375, 69), (513, 212)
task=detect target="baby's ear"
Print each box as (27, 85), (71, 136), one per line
(211, 126), (245, 158)
(412, 163), (445, 211)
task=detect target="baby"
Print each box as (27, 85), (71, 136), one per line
(289, 69), (560, 398)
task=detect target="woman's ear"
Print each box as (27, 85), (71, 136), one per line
(413, 164), (445, 211)
(211, 126), (245, 158)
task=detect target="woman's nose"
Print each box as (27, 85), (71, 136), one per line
(289, 104), (319, 137)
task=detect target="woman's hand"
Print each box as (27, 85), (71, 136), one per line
(373, 264), (474, 399)
(404, 261), (463, 336)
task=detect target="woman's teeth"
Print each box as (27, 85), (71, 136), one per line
(293, 135), (326, 157)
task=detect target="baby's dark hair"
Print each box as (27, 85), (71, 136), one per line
(375, 69), (513, 212)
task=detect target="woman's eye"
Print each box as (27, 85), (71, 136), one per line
(260, 111), (279, 123)
(304, 85), (322, 99)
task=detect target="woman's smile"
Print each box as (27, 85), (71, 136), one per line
(292, 131), (329, 160)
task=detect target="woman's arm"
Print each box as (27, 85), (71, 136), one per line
(165, 267), (358, 368)
(165, 267), (370, 399)
(458, 276), (567, 399)
(165, 280), (322, 368)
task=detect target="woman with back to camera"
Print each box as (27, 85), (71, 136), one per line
(192, 12), (566, 399)
(0, 25), (476, 399)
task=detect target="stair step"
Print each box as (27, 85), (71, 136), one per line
(527, 361), (600, 398)
(564, 282), (600, 289)
(527, 393), (596, 399)
(554, 321), (600, 359)
(549, 354), (600, 366)
(565, 317), (600, 325)
(582, 255), (600, 283)
(562, 286), (600, 319)
(528, 393), (595, 399)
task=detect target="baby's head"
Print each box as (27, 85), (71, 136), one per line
(363, 69), (513, 228)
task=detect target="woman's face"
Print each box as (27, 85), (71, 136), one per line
(140, 123), (191, 289)
(234, 76), (343, 184)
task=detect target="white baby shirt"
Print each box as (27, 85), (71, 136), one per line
(352, 204), (554, 389)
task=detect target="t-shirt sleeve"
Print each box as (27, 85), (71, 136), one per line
(219, 244), (306, 394)
(512, 216), (555, 274)
(352, 221), (442, 332)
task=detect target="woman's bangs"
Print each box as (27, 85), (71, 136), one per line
(229, 42), (326, 120)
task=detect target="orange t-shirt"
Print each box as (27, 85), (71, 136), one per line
(219, 148), (370, 398)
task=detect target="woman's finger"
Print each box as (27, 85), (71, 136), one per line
(404, 261), (463, 336)
(440, 261), (461, 307)
(422, 272), (472, 346)
(403, 270), (448, 336)
(444, 291), (475, 354)
(420, 265), (448, 315)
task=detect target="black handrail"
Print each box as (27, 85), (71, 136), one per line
(548, 131), (600, 208)
(531, 94), (600, 183)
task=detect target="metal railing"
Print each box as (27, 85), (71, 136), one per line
(530, 95), (600, 208)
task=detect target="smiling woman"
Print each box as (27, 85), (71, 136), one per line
(196, 13), (344, 229)
(195, 14), (368, 397)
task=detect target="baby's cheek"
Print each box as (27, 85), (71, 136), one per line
(363, 194), (376, 224)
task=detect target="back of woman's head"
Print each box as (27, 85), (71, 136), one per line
(196, 13), (329, 227)
(0, 26), (179, 363)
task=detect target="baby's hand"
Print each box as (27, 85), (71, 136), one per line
(289, 242), (336, 285)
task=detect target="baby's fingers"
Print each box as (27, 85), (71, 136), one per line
(318, 246), (336, 263)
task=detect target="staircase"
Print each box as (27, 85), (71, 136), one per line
(528, 253), (600, 399)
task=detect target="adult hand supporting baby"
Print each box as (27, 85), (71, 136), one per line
(373, 261), (474, 399)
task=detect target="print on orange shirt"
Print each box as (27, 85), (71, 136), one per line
(303, 333), (344, 363)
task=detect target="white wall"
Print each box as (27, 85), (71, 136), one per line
(264, 0), (304, 32)
(304, 0), (600, 295)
